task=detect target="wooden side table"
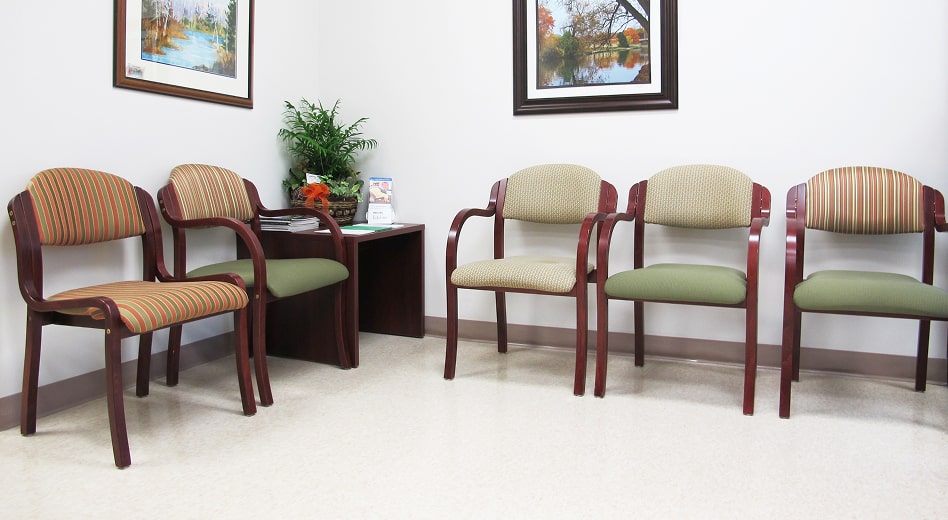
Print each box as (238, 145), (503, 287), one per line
(239, 224), (425, 367)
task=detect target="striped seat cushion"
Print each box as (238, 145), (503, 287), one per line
(49, 280), (249, 334)
(452, 255), (592, 293)
(27, 168), (147, 245)
(805, 166), (923, 234)
(168, 164), (255, 221)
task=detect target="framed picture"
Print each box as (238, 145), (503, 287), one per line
(113, 0), (254, 108)
(513, 0), (677, 115)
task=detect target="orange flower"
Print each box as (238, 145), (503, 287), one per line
(301, 182), (330, 210)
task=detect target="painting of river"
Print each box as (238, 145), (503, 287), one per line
(140, 0), (238, 78)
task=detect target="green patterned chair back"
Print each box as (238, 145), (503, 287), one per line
(502, 164), (602, 224)
(26, 168), (147, 246)
(644, 164), (753, 229)
(805, 166), (923, 234)
(168, 164), (255, 221)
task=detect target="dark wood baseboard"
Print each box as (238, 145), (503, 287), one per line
(3, 318), (944, 431)
(426, 317), (948, 384)
(0, 335), (235, 432)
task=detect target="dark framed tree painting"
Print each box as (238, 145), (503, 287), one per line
(513, 0), (677, 115)
(114, 0), (254, 108)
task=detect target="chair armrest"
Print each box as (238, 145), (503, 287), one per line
(595, 212), (635, 285)
(446, 205), (496, 274)
(257, 205), (347, 264)
(578, 210), (614, 282)
(935, 189), (947, 232)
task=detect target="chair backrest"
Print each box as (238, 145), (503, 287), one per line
(26, 167), (147, 245)
(501, 164), (603, 224)
(804, 166), (924, 234)
(643, 164), (754, 229)
(167, 164), (255, 221)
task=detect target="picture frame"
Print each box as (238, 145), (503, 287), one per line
(513, 0), (678, 115)
(113, 0), (254, 108)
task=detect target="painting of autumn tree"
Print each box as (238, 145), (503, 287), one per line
(537, 0), (651, 88)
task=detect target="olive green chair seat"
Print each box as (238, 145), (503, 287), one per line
(188, 258), (349, 298)
(604, 263), (748, 305)
(595, 164), (771, 415)
(781, 166), (948, 418)
(793, 270), (948, 318)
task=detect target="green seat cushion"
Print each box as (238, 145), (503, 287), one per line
(188, 258), (349, 298)
(451, 255), (591, 293)
(794, 270), (948, 318)
(604, 263), (747, 305)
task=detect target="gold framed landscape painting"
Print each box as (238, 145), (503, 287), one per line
(513, 0), (678, 115)
(114, 0), (254, 108)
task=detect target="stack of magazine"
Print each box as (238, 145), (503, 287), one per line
(259, 214), (322, 232)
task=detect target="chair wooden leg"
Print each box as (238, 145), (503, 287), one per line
(779, 307), (796, 418)
(135, 333), (153, 397)
(333, 283), (351, 370)
(633, 301), (645, 366)
(233, 309), (257, 417)
(495, 292), (508, 353)
(251, 299), (273, 406)
(594, 296), (609, 398)
(104, 330), (131, 469)
(573, 285), (588, 396)
(791, 310), (802, 381)
(914, 320), (931, 392)
(166, 324), (182, 387)
(742, 307), (758, 416)
(444, 282), (459, 380)
(20, 311), (42, 436)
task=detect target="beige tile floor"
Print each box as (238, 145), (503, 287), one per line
(1, 333), (946, 518)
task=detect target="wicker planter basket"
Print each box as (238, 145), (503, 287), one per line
(290, 189), (358, 225)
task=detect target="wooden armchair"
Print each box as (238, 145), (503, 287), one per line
(7, 168), (255, 468)
(780, 166), (948, 417)
(158, 164), (351, 406)
(444, 163), (617, 395)
(595, 164), (771, 414)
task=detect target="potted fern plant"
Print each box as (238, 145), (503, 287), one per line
(278, 98), (377, 223)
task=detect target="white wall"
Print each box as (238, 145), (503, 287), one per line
(1, 0), (946, 399)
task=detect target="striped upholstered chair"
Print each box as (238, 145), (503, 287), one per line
(158, 164), (350, 406)
(444, 164), (617, 395)
(780, 166), (948, 418)
(7, 168), (255, 468)
(594, 165), (771, 415)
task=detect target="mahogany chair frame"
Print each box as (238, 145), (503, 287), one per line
(444, 177), (618, 395)
(780, 181), (948, 418)
(595, 179), (771, 415)
(158, 175), (350, 407)
(8, 182), (255, 468)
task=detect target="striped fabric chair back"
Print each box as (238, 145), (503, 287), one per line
(502, 163), (602, 224)
(805, 166), (924, 234)
(26, 167), (147, 246)
(643, 164), (754, 229)
(168, 164), (255, 221)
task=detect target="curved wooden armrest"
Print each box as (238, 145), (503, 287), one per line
(935, 189), (947, 232)
(446, 205), (496, 272)
(577, 211), (612, 280)
(258, 205), (346, 263)
(595, 212), (635, 284)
